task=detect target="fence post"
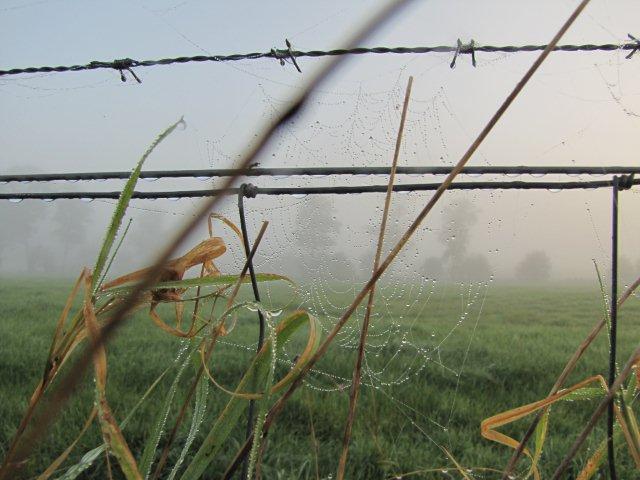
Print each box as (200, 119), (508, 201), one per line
(607, 176), (620, 479)
(237, 183), (266, 479)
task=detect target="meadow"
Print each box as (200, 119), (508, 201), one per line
(1, 278), (638, 479)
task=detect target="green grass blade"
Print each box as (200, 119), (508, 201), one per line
(166, 373), (209, 480)
(92, 118), (185, 292)
(530, 409), (549, 479)
(54, 446), (105, 480)
(139, 341), (193, 479)
(179, 311), (318, 480)
(97, 218), (133, 289)
(54, 356), (176, 480)
(246, 313), (277, 478)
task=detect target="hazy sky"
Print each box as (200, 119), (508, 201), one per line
(1, 0), (639, 284)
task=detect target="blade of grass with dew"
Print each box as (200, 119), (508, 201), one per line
(594, 260), (622, 378)
(55, 354), (178, 480)
(37, 408), (97, 480)
(139, 341), (194, 479)
(576, 425), (635, 480)
(166, 375), (209, 480)
(441, 447), (472, 480)
(83, 273), (142, 480)
(92, 118), (185, 292)
(621, 370), (640, 457)
(246, 312), (277, 478)
(531, 409), (549, 479)
(180, 310), (319, 480)
(200, 304), (320, 399)
(55, 447), (105, 480)
(97, 218), (133, 289)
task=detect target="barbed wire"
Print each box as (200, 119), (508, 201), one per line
(1, 35), (638, 79)
(2, 165), (640, 183)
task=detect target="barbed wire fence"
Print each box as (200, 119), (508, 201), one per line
(1, 35), (639, 80)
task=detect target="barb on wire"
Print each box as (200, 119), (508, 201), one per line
(450, 39), (476, 68)
(2, 38), (639, 78)
(625, 34), (640, 59)
(619, 172), (635, 190)
(286, 39), (302, 72)
(86, 58), (142, 82)
(271, 39), (302, 72)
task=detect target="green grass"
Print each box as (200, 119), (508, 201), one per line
(1, 278), (639, 479)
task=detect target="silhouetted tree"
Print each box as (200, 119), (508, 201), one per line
(515, 250), (552, 282)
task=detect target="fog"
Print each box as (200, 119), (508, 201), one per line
(1, 0), (639, 288)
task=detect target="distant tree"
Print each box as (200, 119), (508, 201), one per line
(427, 199), (492, 283)
(453, 253), (493, 282)
(438, 200), (479, 261)
(515, 250), (552, 282)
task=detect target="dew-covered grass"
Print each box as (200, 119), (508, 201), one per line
(1, 278), (639, 479)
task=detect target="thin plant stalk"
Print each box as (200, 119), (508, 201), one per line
(224, 1), (592, 472)
(337, 75), (413, 479)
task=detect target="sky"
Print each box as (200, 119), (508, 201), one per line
(1, 0), (639, 285)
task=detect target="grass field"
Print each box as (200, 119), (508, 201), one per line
(1, 278), (639, 479)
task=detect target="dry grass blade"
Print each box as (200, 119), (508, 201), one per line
(502, 272), (640, 478)
(36, 408), (97, 480)
(551, 346), (640, 479)
(0, 1), (416, 471)
(482, 374), (638, 480)
(83, 272), (142, 480)
(337, 75), (413, 480)
(224, 1), (593, 473)
(441, 447), (473, 480)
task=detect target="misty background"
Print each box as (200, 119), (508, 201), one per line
(1, 0), (639, 288)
